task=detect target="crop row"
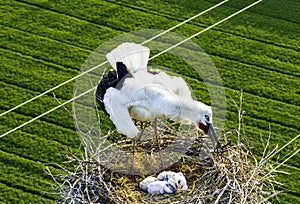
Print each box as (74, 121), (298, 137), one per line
(1, 0), (121, 50)
(2, 77), (298, 166)
(182, 76), (300, 131)
(10, 0), (299, 62)
(1, 1), (299, 203)
(0, 150), (56, 202)
(21, 0), (299, 51)
(3, 1), (298, 90)
(224, 112), (299, 167)
(8, 0), (298, 61)
(0, 49), (76, 99)
(0, 83), (79, 148)
(0, 25), (89, 70)
(0, 182), (54, 203)
(1, 66), (298, 162)
(149, 46), (299, 105)
(272, 165), (300, 203)
(124, 3), (299, 77)
(212, 56), (299, 106)
(104, 0), (299, 51)
(0, 82), (77, 133)
(3, 2), (298, 79)
(0, 107), (298, 170)
(1, 29), (298, 108)
(0, 121), (74, 164)
(108, 0), (299, 25)
(1, 52), (298, 138)
(194, 32), (299, 77)
(206, 0), (300, 24)
(1, 46), (298, 135)
(3, 14), (298, 82)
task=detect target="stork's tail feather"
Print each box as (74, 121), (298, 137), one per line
(106, 42), (150, 73)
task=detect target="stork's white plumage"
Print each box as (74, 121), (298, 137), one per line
(157, 171), (188, 190)
(106, 42), (149, 73)
(139, 176), (157, 192)
(147, 180), (177, 194)
(102, 42), (219, 147)
(139, 171), (186, 194)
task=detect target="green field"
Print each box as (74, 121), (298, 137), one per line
(0, 0), (299, 203)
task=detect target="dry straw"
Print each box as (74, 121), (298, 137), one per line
(47, 92), (297, 203)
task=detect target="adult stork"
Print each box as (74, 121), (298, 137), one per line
(95, 43), (221, 169)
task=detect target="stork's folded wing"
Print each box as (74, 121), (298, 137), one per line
(103, 87), (139, 138)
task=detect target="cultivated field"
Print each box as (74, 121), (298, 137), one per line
(0, 0), (299, 203)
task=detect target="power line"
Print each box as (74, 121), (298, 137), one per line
(150, 0), (263, 60)
(0, 0), (229, 118)
(0, 0), (263, 139)
(0, 88), (95, 139)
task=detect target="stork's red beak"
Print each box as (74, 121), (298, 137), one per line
(198, 122), (220, 148)
(198, 122), (209, 134)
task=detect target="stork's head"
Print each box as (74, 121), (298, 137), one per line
(196, 102), (213, 133)
(195, 102), (219, 147)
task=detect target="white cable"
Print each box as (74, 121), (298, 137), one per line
(0, 0), (263, 139)
(150, 0), (263, 60)
(0, 0), (229, 118)
(0, 88), (96, 139)
(140, 0), (230, 45)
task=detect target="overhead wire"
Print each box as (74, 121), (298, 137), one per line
(0, 0), (230, 118)
(0, 0), (263, 139)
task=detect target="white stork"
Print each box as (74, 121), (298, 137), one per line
(97, 42), (220, 149)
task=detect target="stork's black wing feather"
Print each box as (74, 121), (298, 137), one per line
(116, 62), (129, 79)
(95, 62), (132, 115)
(95, 69), (117, 114)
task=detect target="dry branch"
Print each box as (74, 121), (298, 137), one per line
(47, 92), (293, 203)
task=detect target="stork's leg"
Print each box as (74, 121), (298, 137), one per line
(130, 121), (146, 180)
(129, 138), (136, 181)
(137, 122), (146, 141)
(154, 119), (164, 169)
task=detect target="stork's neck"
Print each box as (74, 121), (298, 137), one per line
(178, 98), (199, 123)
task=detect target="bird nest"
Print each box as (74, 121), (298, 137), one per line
(47, 127), (280, 204)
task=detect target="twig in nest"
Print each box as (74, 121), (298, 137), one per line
(48, 91), (299, 204)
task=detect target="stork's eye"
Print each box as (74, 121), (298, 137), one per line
(178, 180), (182, 187)
(205, 115), (210, 121)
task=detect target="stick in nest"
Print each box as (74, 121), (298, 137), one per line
(48, 91), (298, 203)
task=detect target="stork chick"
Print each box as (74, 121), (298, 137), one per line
(147, 180), (177, 194)
(139, 176), (157, 192)
(157, 171), (188, 190)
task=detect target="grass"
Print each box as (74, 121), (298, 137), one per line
(0, 0), (299, 203)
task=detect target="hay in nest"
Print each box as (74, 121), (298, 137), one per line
(47, 91), (288, 203)
(47, 129), (282, 204)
